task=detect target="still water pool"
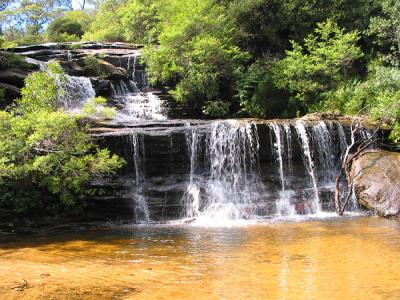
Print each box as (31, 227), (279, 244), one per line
(0, 216), (399, 299)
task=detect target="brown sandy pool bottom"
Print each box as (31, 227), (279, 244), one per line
(0, 216), (399, 299)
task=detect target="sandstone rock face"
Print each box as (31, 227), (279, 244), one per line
(351, 151), (400, 217)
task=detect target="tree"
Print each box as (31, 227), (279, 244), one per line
(142, 0), (249, 114)
(47, 18), (84, 41)
(0, 0), (72, 45)
(0, 62), (124, 206)
(368, 0), (400, 66)
(273, 20), (363, 108)
(120, 0), (161, 44)
(46, 10), (92, 42)
(227, 0), (378, 57)
(82, 0), (125, 42)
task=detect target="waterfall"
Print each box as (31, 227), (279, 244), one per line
(295, 121), (321, 214)
(111, 80), (131, 96)
(57, 75), (95, 111)
(111, 119), (369, 224)
(127, 52), (140, 79)
(182, 121), (265, 223)
(311, 121), (336, 183)
(181, 127), (202, 219)
(337, 123), (349, 155)
(283, 124), (293, 174)
(270, 123), (295, 216)
(130, 133), (150, 223)
(115, 92), (166, 122)
(112, 53), (167, 122)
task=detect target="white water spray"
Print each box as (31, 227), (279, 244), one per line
(295, 121), (321, 213)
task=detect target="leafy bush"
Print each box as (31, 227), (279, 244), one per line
(121, 0), (161, 44)
(202, 101), (230, 118)
(18, 62), (64, 113)
(83, 0), (124, 42)
(0, 62), (124, 209)
(237, 58), (291, 118)
(80, 97), (116, 120)
(273, 20), (363, 108)
(143, 0), (249, 113)
(47, 10), (93, 42)
(47, 18), (84, 42)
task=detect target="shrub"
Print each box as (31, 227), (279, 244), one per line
(202, 101), (230, 118)
(0, 62), (124, 209)
(47, 18), (84, 42)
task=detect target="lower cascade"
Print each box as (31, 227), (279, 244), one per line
(115, 118), (370, 224)
(182, 121), (264, 222)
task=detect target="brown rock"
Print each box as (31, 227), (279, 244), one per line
(0, 68), (30, 87)
(351, 150), (400, 217)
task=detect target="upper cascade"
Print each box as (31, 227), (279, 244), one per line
(2, 42), (169, 122)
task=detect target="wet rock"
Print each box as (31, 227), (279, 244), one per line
(0, 83), (20, 105)
(90, 78), (111, 97)
(60, 58), (129, 80)
(351, 150), (400, 217)
(0, 68), (30, 88)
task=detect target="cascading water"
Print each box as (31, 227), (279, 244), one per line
(182, 121), (266, 223)
(181, 127), (202, 219)
(130, 133), (150, 223)
(57, 75), (96, 111)
(113, 53), (166, 122)
(270, 123), (295, 216)
(295, 121), (321, 214)
(115, 92), (166, 122)
(310, 121), (336, 183)
(120, 119), (367, 224)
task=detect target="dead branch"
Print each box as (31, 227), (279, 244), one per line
(11, 279), (28, 291)
(334, 119), (380, 215)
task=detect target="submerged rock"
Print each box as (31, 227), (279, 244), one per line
(351, 150), (400, 217)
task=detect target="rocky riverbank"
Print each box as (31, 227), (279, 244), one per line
(352, 150), (400, 218)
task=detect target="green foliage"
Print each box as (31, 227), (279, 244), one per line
(368, 0), (400, 66)
(273, 20), (363, 107)
(47, 10), (93, 42)
(18, 61), (64, 113)
(142, 0), (249, 112)
(80, 96), (116, 120)
(202, 100), (230, 118)
(0, 62), (124, 210)
(237, 58), (290, 118)
(47, 19), (83, 42)
(318, 63), (400, 143)
(83, 0), (124, 42)
(227, 0), (378, 56)
(121, 0), (161, 44)
(0, 51), (33, 70)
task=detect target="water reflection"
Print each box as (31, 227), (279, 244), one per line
(0, 217), (399, 299)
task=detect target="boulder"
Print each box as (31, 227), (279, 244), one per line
(90, 77), (111, 97)
(0, 68), (30, 88)
(60, 58), (129, 80)
(0, 82), (20, 107)
(351, 150), (400, 217)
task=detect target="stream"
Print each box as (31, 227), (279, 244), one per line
(1, 217), (400, 299)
